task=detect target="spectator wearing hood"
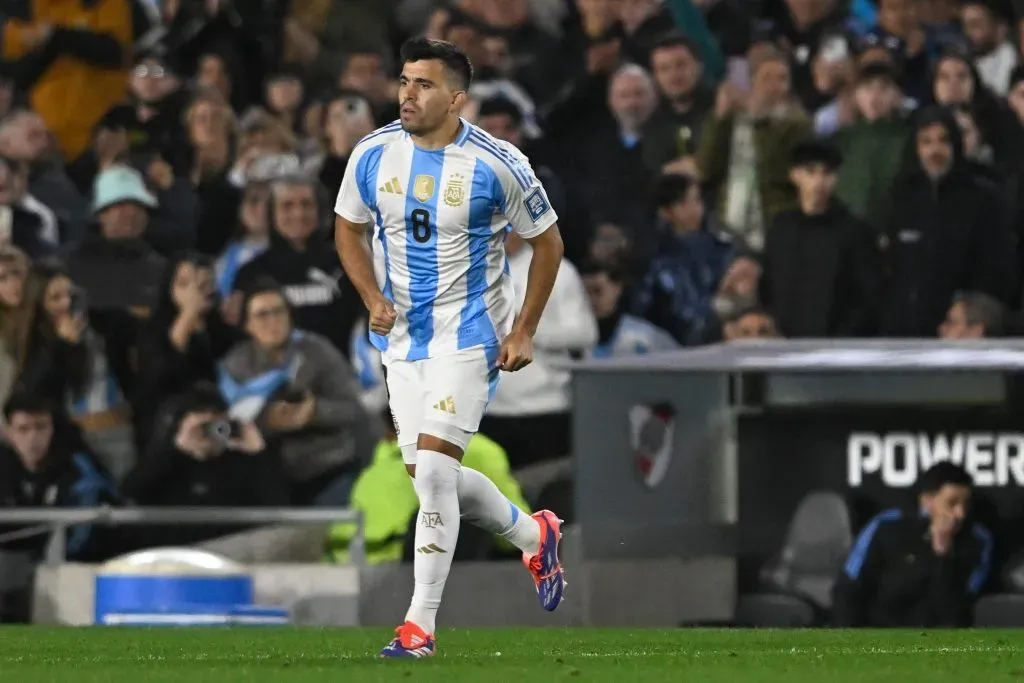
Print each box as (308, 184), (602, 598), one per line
(760, 140), (882, 338)
(233, 174), (361, 358)
(929, 49), (1020, 169)
(219, 278), (377, 506)
(133, 252), (241, 452)
(65, 165), (167, 314)
(880, 105), (1017, 336)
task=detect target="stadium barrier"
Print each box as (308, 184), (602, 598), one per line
(0, 506), (364, 566)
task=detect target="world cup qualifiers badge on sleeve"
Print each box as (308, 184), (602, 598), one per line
(525, 188), (550, 221)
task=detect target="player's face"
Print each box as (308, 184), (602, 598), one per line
(399, 59), (461, 135)
(921, 483), (971, 525)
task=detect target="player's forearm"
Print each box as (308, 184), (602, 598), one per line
(514, 227), (564, 337)
(334, 218), (381, 308)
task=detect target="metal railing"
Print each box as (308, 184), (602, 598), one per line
(0, 507), (363, 566)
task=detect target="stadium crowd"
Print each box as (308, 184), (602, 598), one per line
(2, 0), (1024, 621)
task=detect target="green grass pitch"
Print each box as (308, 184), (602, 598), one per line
(0, 627), (1022, 682)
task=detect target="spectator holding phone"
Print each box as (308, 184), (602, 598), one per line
(133, 252), (241, 452)
(15, 262), (136, 479)
(121, 381), (287, 547)
(219, 277), (377, 506)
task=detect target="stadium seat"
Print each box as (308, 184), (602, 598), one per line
(1001, 551), (1024, 593)
(734, 491), (853, 626)
(973, 594), (1024, 627)
(759, 491), (853, 610)
(734, 593), (815, 627)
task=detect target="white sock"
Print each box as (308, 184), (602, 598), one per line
(405, 450), (461, 634)
(458, 467), (541, 555)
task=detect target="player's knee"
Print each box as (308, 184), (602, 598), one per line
(418, 424), (471, 457)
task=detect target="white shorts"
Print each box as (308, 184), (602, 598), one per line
(384, 346), (500, 458)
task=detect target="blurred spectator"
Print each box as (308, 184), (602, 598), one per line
(709, 254), (763, 335)
(263, 70), (305, 136)
(641, 32), (714, 175)
(121, 381), (288, 546)
(699, 0), (754, 58)
(311, 91), (376, 197)
(184, 89), (242, 256)
(0, 110), (88, 243)
(348, 319), (389, 416)
(482, 230), (597, 470)
(809, 35), (858, 134)
(697, 48), (809, 251)
(961, 0), (1018, 96)
(576, 63), (659, 232)
(880, 106), (1017, 336)
(0, 247), (29, 408)
(760, 140), (882, 337)
(219, 278), (377, 506)
(16, 262), (136, 480)
(134, 252), (240, 452)
(0, 390), (118, 563)
(338, 48), (399, 125)
(832, 62), (911, 228)
(64, 165), (167, 313)
(214, 182), (271, 313)
(632, 173), (732, 344)
(722, 305), (780, 340)
(0, 156), (57, 258)
(580, 259), (678, 357)
(929, 50), (1019, 168)
(476, 95), (590, 264)
(872, 0), (958, 103)
(938, 290), (1007, 338)
(832, 462), (993, 627)
(234, 175), (361, 357)
(0, 0), (132, 163)
(762, 0), (850, 111)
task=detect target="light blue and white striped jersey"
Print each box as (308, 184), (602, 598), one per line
(335, 118), (558, 363)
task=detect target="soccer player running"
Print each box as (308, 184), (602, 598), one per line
(334, 38), (566, 658)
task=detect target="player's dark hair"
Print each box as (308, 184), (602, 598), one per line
(477, 97), (523, 125)
(4, 390), (56, 420)
(653, 172), (698, 208)
(918, 461), (974, 495)
(400, 38), (473, 91)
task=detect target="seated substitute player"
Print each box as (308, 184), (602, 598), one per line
(334, 38), (567, 658)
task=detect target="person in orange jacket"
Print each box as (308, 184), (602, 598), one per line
(2, 0), (132, 163)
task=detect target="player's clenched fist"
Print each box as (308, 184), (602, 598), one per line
(497, 329), (533, 372)
(369, 295), (397, 335)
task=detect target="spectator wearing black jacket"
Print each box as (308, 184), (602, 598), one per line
(832, 462), (993, 628)
(133, 252), (241, 452)
(233, 174), (361, 357)
(880, 105), (1017, 336)
(121, 382), (288, 548)
(0, 391), (118, 562)
(760, 140), (882, 337)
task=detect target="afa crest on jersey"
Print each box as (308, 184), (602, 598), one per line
(444, 174), (466, 207)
